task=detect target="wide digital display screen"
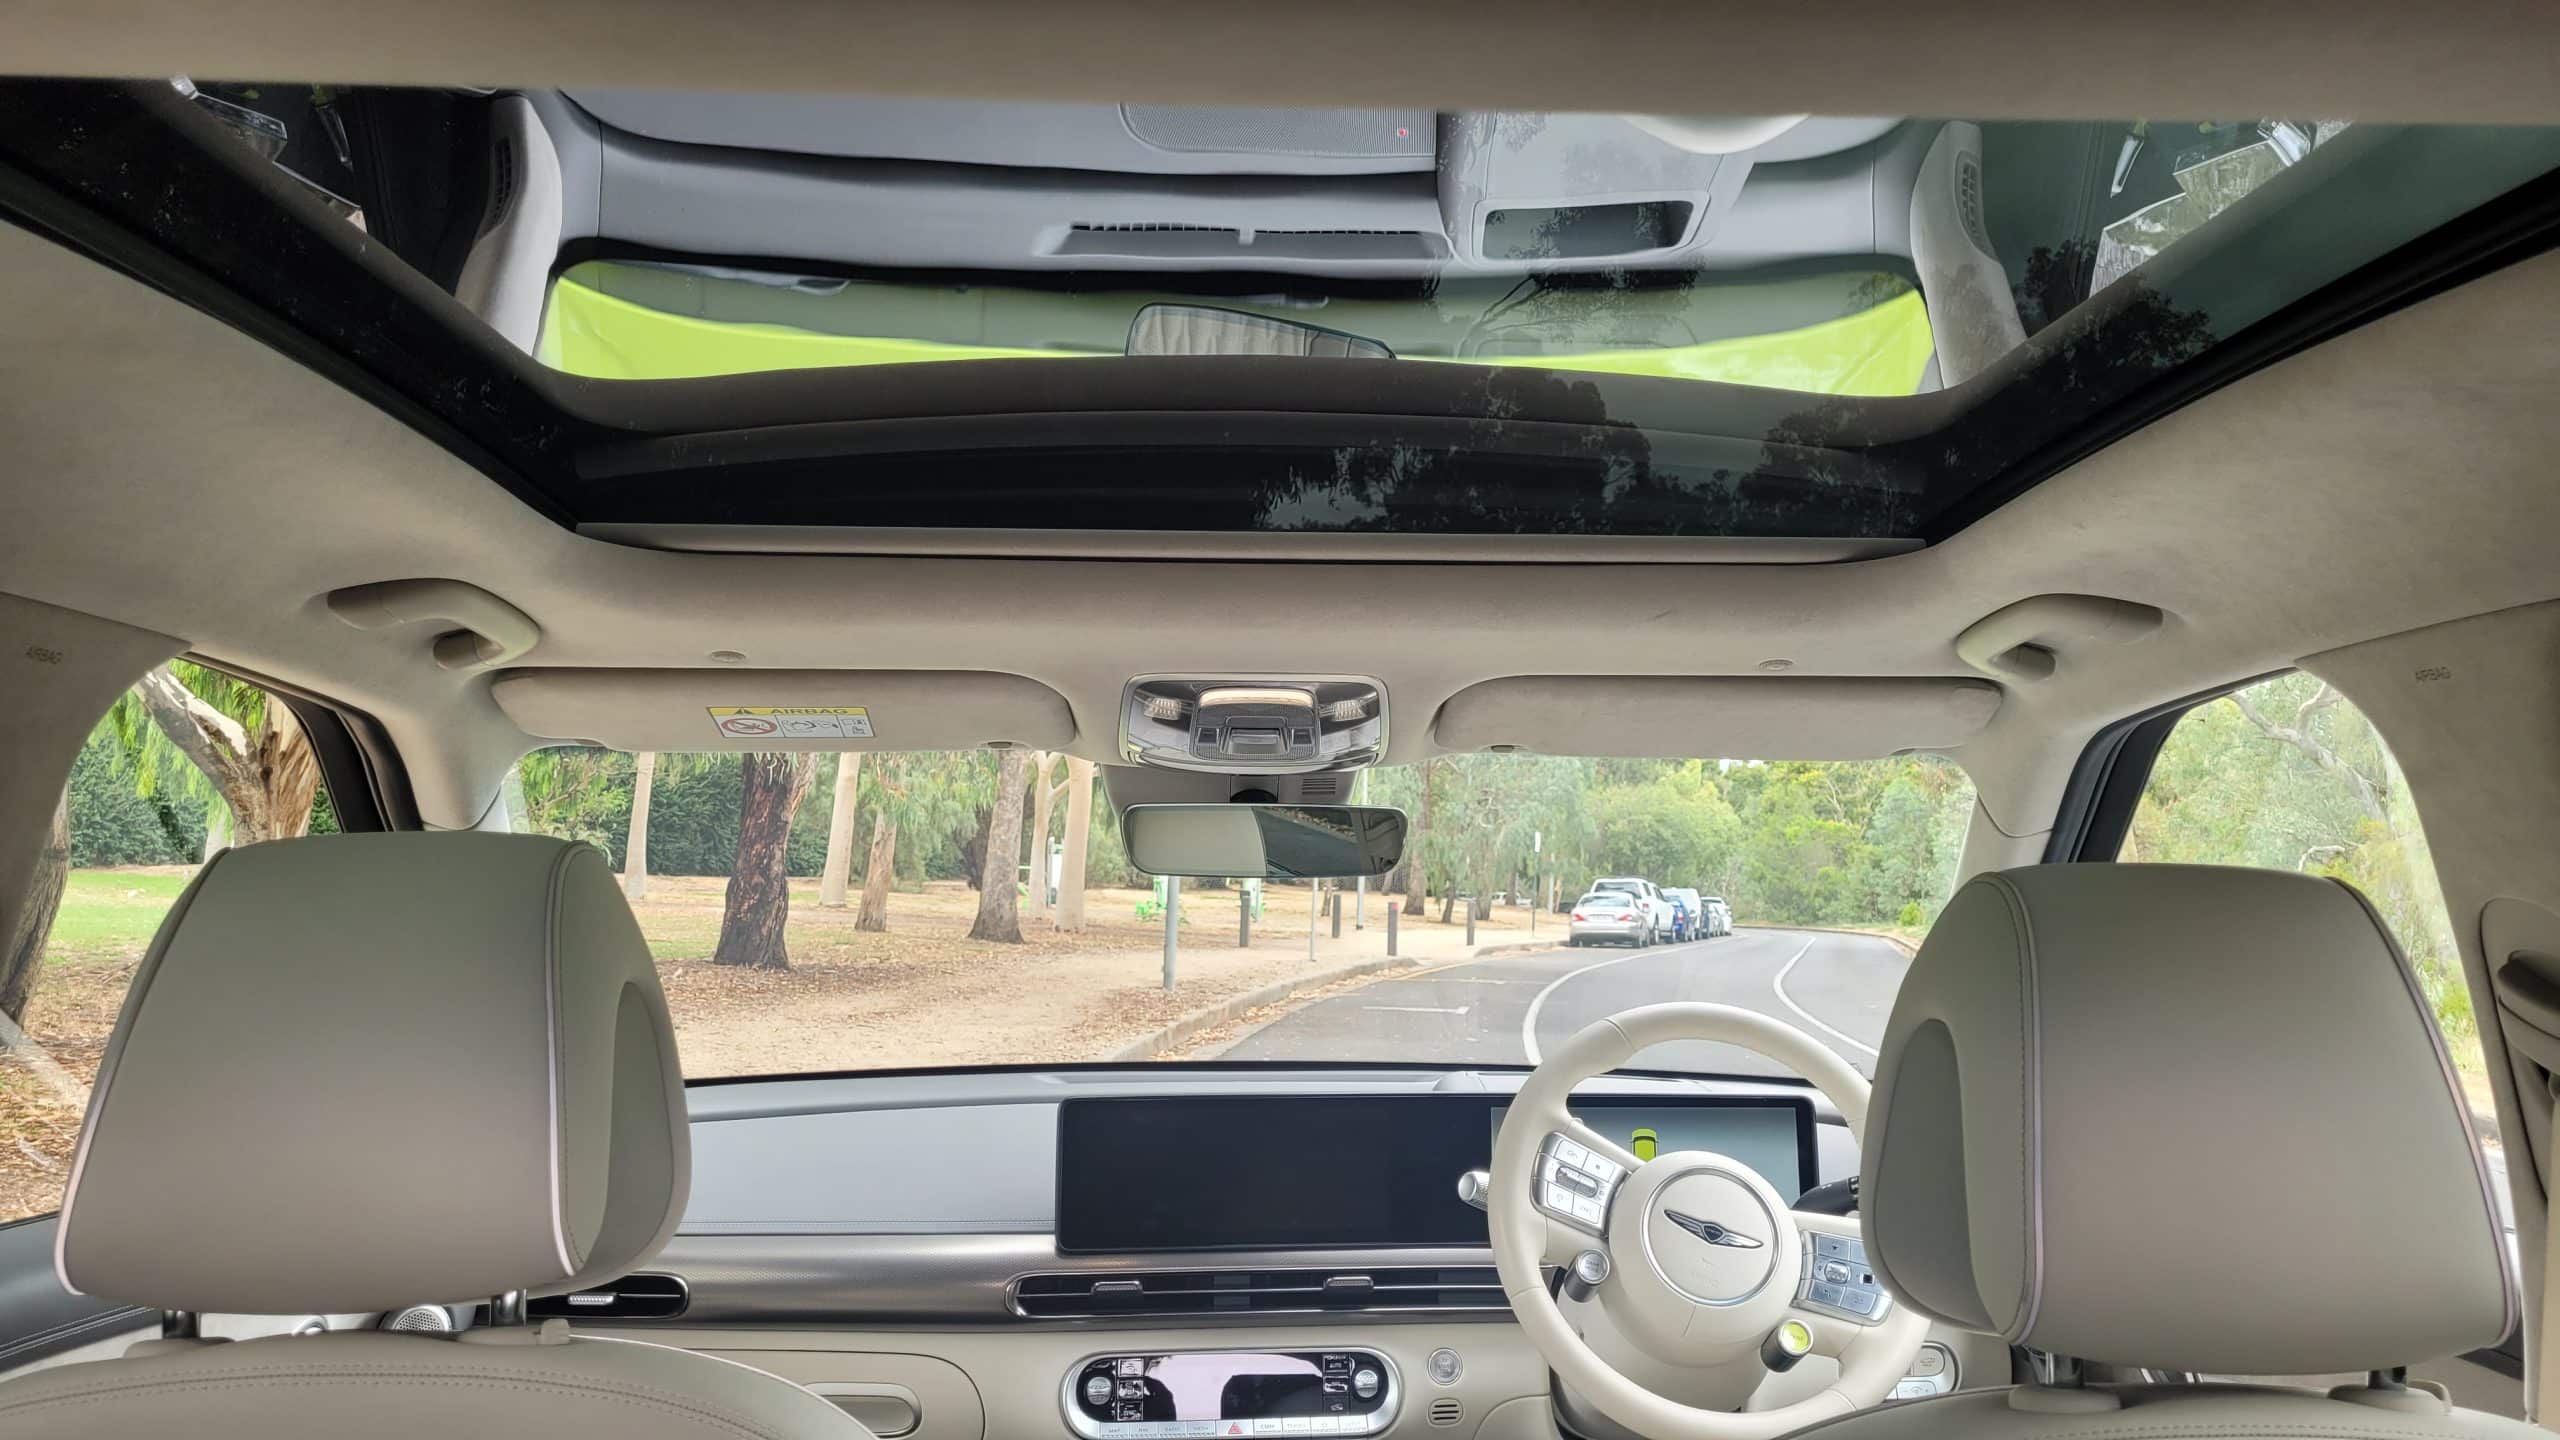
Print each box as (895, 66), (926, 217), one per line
(1055, 1094), (1814, 1253)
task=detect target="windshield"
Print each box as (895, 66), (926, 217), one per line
(501, 750), (1976, 1080)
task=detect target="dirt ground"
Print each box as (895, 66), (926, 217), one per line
(642, 876), (1533, 1074)
(0, 870), (1536, 1217)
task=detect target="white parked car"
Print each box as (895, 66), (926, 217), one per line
(1587, 876), (1669, 944)
(1702, 896), (1734, 936)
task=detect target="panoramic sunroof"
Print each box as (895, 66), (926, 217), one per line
(5, 80), (2558, 544)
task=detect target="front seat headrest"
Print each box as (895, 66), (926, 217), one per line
(56, 832), (688, 1316)
(1863, 863), (2511, 1376)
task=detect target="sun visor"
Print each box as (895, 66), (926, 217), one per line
(490, 668), (1076, 751)
(1434, 676), (2002, 758)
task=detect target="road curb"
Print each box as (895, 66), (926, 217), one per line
(1746, 923), (1919, 957)
(1103, 941), (1563, 1063)
(1104, 956), (1428, 1062)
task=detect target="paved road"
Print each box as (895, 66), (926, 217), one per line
(1218, 928), (1910, 1078)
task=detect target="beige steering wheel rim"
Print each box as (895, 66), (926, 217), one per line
(1491, 1003), (1927, 1440)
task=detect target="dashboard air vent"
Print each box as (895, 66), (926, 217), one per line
(525, 1272), (690, 1321)
(1429, 1400), (1463, 1428)
(1013, 1266), (1505, 1319)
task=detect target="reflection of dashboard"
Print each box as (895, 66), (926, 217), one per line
(1055, 1095), (1815, 1253)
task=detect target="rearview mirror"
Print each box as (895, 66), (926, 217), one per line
(1123, 804), (1406, 879)
(1126, 303), (1393, 360)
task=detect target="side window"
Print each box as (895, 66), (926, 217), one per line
(1, 663), (335, 1223)
(2122, 673), (2477, 1087)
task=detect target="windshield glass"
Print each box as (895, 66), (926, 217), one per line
(502, 749), (1976, 1079)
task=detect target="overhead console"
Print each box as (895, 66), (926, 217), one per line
(1119, 676), (1386, 775)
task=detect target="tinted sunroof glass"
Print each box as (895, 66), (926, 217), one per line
(20, 81), (2560, 540)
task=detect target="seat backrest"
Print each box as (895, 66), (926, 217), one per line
(0, 832), (863, 1440)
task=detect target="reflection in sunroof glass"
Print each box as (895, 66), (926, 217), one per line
(104, 82), (2560, 539)
(493, 105), (2373, 394)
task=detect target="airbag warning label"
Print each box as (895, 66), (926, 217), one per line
(707, 706), (873, 740)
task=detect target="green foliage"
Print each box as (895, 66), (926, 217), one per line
(2130, 674), (2471, 1045)
(66, 729), (208, 865)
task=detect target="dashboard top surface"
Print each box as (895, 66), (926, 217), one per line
(681, 1067), (1850, 1238)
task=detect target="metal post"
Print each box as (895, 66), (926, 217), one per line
(1330, 889), (1343, 939)
(1386, 899), (1399, 957)
(1163, 880), (1180, 991)
(1465, 897), (1477, 946)
(1307, 880), (1320, 964)
(1354, 768), (1370, 928)
(1238, 886), (1252, 948)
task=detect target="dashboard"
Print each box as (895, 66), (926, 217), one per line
(559, 1069), (1985, 1440)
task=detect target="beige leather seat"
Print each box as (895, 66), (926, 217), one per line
(1822, 863), (2523, 1440)
(0, 832), (868, 1440)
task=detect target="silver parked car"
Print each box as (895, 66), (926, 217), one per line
(1702, 896), (1734, 936)
(1569, 889), (1649, 947)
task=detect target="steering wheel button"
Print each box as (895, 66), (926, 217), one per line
(1545, 1182), (1575, 1212)
(1812, 1234), (1851, 1259)
(1554, 1139), (1590, 1168)
(1837, 1288), (1875, 1315)
(1570, 1194), (1603, 1224)
(1809, 1281), (1843, 1307)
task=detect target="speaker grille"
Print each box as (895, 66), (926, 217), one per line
(382, 1304), (454, 1333)
(1428, 1399), (1463, 1427)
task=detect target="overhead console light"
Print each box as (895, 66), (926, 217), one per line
(1121, 676), (1387, 775)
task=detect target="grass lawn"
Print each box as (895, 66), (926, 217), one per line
(42, 869), (191, 964)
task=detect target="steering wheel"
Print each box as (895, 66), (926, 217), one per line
(1490, 1004), (1927, 1440)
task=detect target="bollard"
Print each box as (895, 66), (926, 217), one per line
(1163, 881), (1180, 991)
(1330, 889), (1343, 939)
(1386, 900), (1399, 957)
(1239, 890), (1252, 948)
(1465, 897), (1477, 946)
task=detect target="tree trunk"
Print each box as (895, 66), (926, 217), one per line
(969, 747), (1034, 942)
(0, 790), (70, 1023)
(1405, 759), (1432, 918)
(133, 665), (319, 844)
(818, 753), (863, 907)
(1054, 757), (1095, 932)
(623, 750), (657, 900)
(713, 753), (817, 968)
(857, 813), (898, 932)
(1024, 753), (1057, 923)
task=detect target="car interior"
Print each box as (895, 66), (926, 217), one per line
(3, 5), (2560, 1440)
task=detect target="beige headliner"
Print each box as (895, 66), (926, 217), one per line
(3, 119), (2559, 842)
(12, 1), (2560, 124)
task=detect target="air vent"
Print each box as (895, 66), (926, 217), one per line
(1012, 1267), (1505, 1319)
(526, 1272), (689, 1321)
(1057, 225), (1444, 262)
(1429, 1400), (1463, 1428)
(1295, 775), (1346, 801)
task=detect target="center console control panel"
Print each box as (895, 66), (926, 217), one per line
(1064, 1350), (1399, 1440)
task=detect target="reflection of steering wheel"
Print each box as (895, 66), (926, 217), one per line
(1492, 1005), (1926, 1440)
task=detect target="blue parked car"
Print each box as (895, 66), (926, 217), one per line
(1665, 891), (1696, 942)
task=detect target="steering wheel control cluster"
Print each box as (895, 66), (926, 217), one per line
(1063, 1350), (1398, 1440)
(1795, 1232), (1893, 1323)
(1535, 1132), (1625, 1234)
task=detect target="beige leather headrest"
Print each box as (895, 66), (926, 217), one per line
(56, 833), (688, 1315)
(1863, 864), (2511, 1375)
